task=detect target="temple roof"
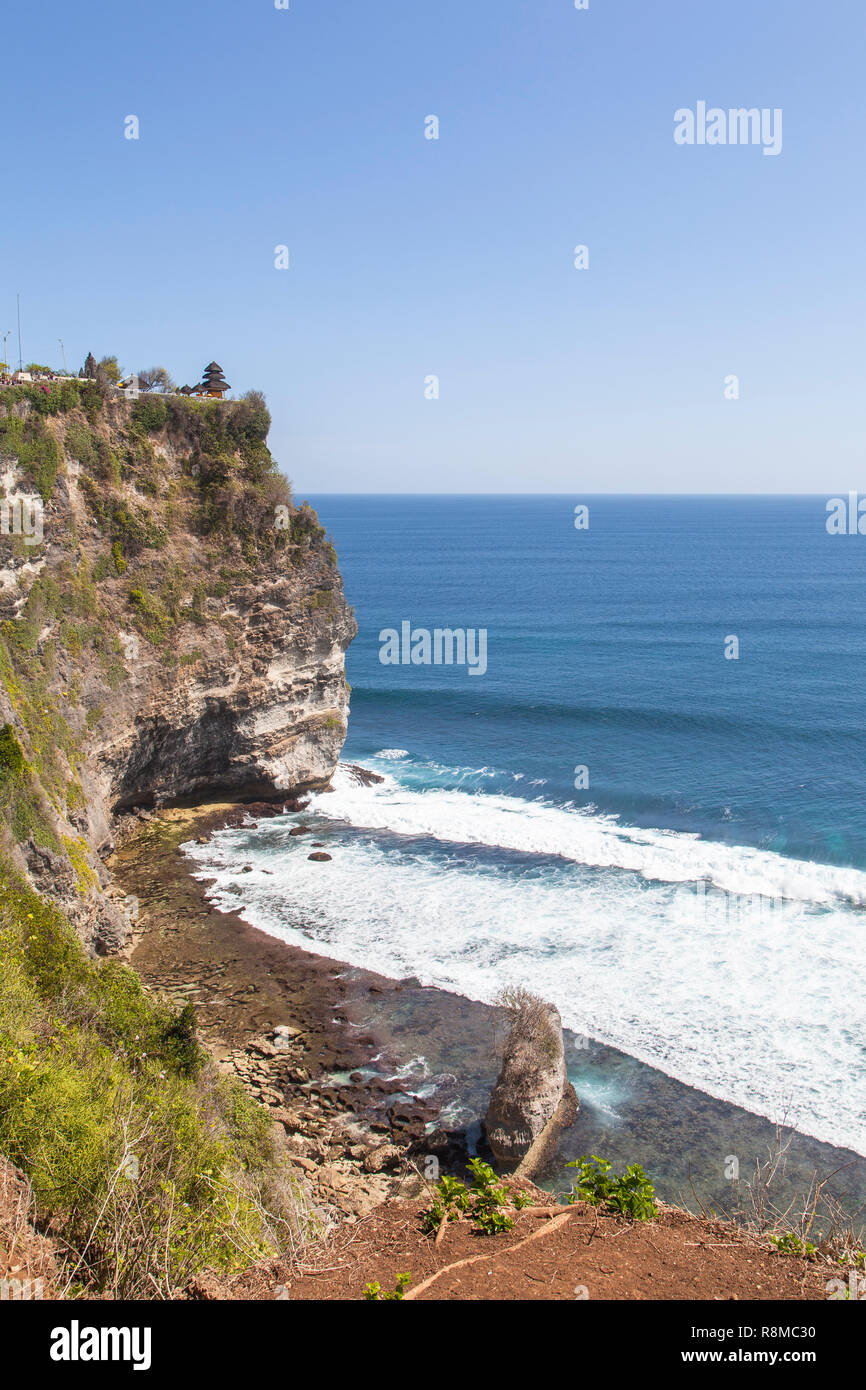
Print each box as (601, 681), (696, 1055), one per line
(201, 361), (230, 388)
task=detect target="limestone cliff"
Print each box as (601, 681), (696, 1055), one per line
(0, 379), (355, 953)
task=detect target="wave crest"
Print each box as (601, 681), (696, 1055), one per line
(311, 762), (866, 908)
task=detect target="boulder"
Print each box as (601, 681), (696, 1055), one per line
(344, 763), (385, 787)
(273, 1024), (301, 1053)
(362, 1144), (404, 1174)
(484, 992), (577, 1166)
(240, 801), (284, 819)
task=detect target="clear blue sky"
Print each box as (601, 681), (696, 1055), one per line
(4, 0), (865, 492)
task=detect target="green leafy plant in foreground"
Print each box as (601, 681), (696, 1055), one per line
(566, 1155), (658, 1221)
(363, 1272), (411, 1301)
(769, 1232), (817, 1258)
(422, 1157), (527, 1236)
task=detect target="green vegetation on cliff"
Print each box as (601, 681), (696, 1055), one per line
(0, 860), (314, 1297)
(0, 378), (337, 1295)
(0, 377), (335, 831)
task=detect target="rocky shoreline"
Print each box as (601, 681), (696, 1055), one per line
(109, 796), (866, 1244)
(109, 801), (489, 1225)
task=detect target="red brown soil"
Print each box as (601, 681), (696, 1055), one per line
(218, 1192), (829, 1302)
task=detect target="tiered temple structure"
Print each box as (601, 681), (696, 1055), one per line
(195, 362), (231, 398)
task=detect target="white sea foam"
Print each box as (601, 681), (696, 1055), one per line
(307, 763), (866, 908)
(183, 763), (866, 1156)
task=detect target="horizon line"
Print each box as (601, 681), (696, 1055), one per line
(298, 490), (843, 499)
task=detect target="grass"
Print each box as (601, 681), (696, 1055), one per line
(494, 985), (562, 1068)
(0, 860), (319, 1297)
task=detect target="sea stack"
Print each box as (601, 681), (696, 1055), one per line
(484, 989), (578, 1171)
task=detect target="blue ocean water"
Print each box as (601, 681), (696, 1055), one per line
(318, 494), (866, 866)
(187, 496), (866, 1156)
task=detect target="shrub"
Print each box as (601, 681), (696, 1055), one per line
(80, 381), (105, 423)
(61, 834), (99, 897)
(95, 439), (122, 486)
(16, 380), (80, 416)
(422, 1159), (524, 1236)
(131, 395), (167, 435)
(236, 390), (271, 440)
(78, 482), (166, 556)
(566, 1155), (658, 1221)
(64, 421), (97, 471)
(0, 414), (62, 500)
(126, 439), (161, 494)
(0, 722), (58, 849)
(0, 723), (27, 781)
(770, 1232), (818, 1258)
(363, 1273), (411, 1301)
(128, 588), (171, 643)
(0, 862), (316, 1297)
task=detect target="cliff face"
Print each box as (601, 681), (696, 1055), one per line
(87, 557), (354, 818)
(0, 381), (355, 952)
(87, 562), (354, 829)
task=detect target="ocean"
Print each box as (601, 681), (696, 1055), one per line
(185, 495), (866, 1177)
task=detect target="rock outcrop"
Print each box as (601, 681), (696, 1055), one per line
(484, 991), (578, 1169)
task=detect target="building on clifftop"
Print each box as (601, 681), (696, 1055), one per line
(195, 362), (231, 398)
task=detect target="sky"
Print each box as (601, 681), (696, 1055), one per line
(3, 0), (865, 493)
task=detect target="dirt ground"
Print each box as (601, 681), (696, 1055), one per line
(221, 1194), (830, 1302)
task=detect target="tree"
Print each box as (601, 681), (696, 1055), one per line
(137, 366), (175, 394)
(234, 389), (271, 441)
(97, 355), (122, 384)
